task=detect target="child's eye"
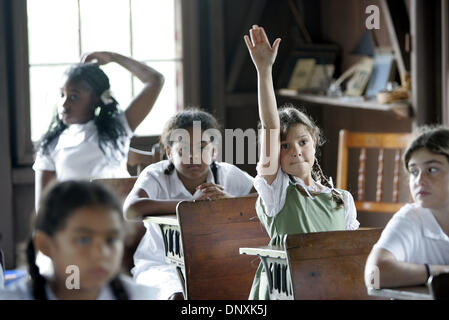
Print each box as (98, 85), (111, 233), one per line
(281, 143), (289, 150)
(76, 236), (91, 245)
(299, 140), (307, 146)
(106, 237), (119, 246)
(69, 95), (77, 101)
(428, 167), (439, 174)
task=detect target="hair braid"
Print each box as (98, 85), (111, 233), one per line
(210, 161), (219, 184)
(164, 162), (175, 175)
(109, 276), (129, 300)
(312, 162), (344, 208)
(26, 240), (48, 300)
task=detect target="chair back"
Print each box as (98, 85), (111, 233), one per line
(336, 129), (413, 213)
(128, 143), (163, 175)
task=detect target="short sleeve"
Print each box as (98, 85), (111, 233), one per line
(32, 150), (56, 172)
(373, 211), (416, 261)
(341, 190), (360, 230)
(130, 165), (163, 199)
(253, 169), (289, 217)
(220, 163), (254, 196)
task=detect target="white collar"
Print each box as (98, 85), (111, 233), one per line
(422, 209), (449, 241)
(287, 173), (335, 199)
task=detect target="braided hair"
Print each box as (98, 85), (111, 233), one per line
(161, 108), (221, 183)
(278, 104), (344, 208)
(28, 180), (129, 300)
(38, 63), (127, 158)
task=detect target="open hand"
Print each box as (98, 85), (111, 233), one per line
(244, 25), (281, 72)
(80, 51), (115, 65)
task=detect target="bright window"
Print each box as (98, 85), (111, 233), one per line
(27, 0), (182, 141)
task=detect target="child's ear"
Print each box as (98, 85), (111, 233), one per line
(34, 231), (53, 258)
(165, 146), (172, 160)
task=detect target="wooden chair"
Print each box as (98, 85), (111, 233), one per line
(176, 195), (270, 300)
(336, 129), (413, 214)
(91, 177), (145, 275)
(128, 143), (163, 175)
(285, 228), (384, 299)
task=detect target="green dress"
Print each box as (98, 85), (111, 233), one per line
(249, 182), (346, 300)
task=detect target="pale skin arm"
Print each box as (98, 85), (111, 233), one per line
(244, 25), (281, 184)
(35, 170), (56, 212)
(81, 51), (165, 132)
(365, 247), (449, 288)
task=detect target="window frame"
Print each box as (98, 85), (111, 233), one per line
(12, 0), (201, 166)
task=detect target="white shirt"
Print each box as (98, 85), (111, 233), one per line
(0, 274), (160, 300)
(253, 168), (360, 230)
(124, 160), (254, 299)
(373, 203), (449, 265)
(33, 112), (133, 181)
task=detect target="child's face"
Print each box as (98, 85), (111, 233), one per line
(408, 148), (449, 211)
(43, 206), (124, 291)
(166, 128), (216, 182)
(279, 124), (316, 180)
(58, 78), (97, 125)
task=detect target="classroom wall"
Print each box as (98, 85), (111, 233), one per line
(0, 0), (443, 267)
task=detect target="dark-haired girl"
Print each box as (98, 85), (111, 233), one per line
(123, 108), (255, 300)
(365, 126), (449, 289)
(33, 51), (164, 211)
(244, 25), (359, 299)
(0, 181), (159, 299)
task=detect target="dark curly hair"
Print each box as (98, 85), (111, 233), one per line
(37, 63), (127, 158)
(160, 108), (221, 182)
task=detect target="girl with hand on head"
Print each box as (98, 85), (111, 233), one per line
(244, 25), (359, 299)
(0, 180), (160, 300)
(123, 108), (255, 300)
(33, 51), (164, 211)
(365, 126), (449, 289)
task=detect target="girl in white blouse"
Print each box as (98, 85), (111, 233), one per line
(33, 51), (164, 211)
(0, 181), (159, 300)
(123, 108), (255, 300)
(365, 126), (449, 289)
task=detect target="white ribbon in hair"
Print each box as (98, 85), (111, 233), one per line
(100, 89), (114, 105)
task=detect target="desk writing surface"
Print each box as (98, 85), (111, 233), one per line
(239, 245), (287, 259)
(143, 214), (178, 226)
(368, 285), (432, 300)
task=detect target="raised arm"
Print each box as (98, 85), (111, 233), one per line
(81, 51), (165, 132)
(244, 25), (281, 183)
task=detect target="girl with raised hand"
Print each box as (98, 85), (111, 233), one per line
(244, 25), (359, 299)
(0, 180), (159, 300)
(33, 51), (164, 211)
(123, 108), (255, 300)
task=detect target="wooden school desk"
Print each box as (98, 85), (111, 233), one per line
(143, 214), (185, 295)
(240, 228), (384, 300)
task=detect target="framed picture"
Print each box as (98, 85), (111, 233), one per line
(278, 44), (340, 93)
